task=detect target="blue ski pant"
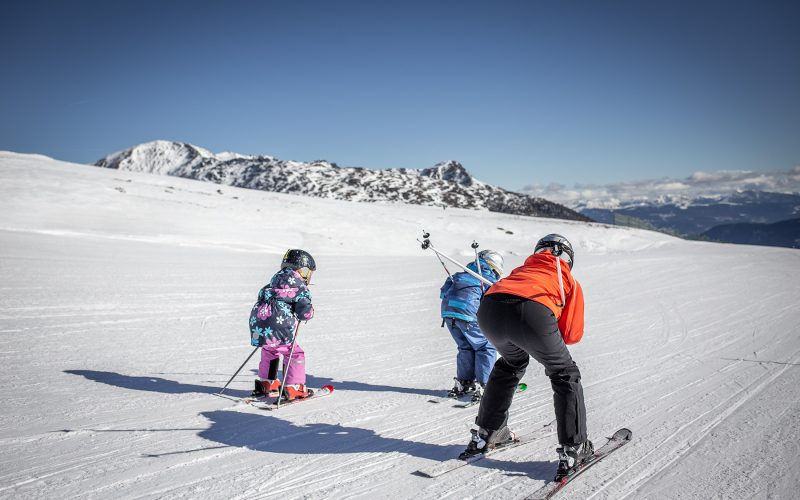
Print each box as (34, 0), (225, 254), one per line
(445, 317), (497, 385)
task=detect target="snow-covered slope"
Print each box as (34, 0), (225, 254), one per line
(95, 140), (591, 222)
(1, 151), (799, 499)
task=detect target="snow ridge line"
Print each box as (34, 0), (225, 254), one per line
(257, 452), (400, 499)
(609, 335), (746, 412)
(0, 449), (120, 493)
(595, 349), (800, 500)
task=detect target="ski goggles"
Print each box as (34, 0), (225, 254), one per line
(297, 267), (313, 281)
(535, 246), (572, 268)
(485, 261), (502, 276)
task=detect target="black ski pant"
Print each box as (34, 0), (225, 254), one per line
(476, 293), (587, 446)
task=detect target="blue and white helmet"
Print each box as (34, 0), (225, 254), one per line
(478, 249), (504, 276)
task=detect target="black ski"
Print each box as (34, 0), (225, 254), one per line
(525, 428), (632, 500)
(414, 419), (555, 478)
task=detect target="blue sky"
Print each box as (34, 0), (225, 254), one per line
(1, 1), (798, 191)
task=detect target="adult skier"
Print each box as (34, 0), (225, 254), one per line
(440, 249), (504, 402)
(459, 234), (592, 480)
(249, 249), (316, 401)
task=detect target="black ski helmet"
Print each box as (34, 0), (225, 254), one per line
(534, 234), (574, 269)
(281, 249), (316, 271)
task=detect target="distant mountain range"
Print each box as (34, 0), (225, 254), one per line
(702, 217), (800, 249)
(577, 191), (800, 249)
(91, 142), (800, 249)
(581, 190), (800, 235)
(521, 170), (800, 249)
(94, 141), (590, 222)
(522, 167), (800, 243)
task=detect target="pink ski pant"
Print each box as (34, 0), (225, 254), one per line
(259, 342), (305, 385)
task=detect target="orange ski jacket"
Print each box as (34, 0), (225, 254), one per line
(485, 252), (585, 344)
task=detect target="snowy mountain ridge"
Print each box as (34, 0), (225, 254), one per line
(95, 141), (590, 222)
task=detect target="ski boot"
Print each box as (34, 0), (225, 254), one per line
(447, 378), (476, 398)
(250, 380), (265, 398)
(470, 383), (485, 403)
(555, 440), (594, 481)
(280, 384), (310, 401)
(250, 379), (281, 398)
(458, 425), (516, 460)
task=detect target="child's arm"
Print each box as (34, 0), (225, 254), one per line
(440, 276), (454, 299)
(293, 278), (314, 321)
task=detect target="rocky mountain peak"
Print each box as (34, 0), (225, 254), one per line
(420, 160), (474, 187)
(94, 142), (590, 222)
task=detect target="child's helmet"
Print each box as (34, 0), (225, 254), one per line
(478, 249), (504, 276)
(534, 234), (574, 269)
(281, 249), (316, 272)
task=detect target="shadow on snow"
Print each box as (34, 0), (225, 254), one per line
(63, 369), (553, 480)
(65, 369), (446, 398)
(64, 369), (251, 397)
(304, 373), (444, 398)
(196, 410), (553, 480)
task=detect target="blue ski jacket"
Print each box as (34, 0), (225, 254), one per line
(440, 258), (499, 322)
(249, 267), (314, 346)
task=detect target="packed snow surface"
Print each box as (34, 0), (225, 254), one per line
(1, 151), (799, 499)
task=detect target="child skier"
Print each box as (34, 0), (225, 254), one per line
(249, 249), (316, 401)
(440, 249), (504, 402)
(459, 234), (592, 481)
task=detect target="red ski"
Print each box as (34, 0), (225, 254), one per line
(248, 385), (335, 410)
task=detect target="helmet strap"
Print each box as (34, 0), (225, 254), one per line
(556, 256), (566, 308)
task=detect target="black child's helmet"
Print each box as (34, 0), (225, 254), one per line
(534, 234), (575, 269)
(281, 249), (316, 281)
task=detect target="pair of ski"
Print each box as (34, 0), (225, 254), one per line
(429, 383), (528, 408)
(242, 384), (335, 410)
(415, 427), (632, 500)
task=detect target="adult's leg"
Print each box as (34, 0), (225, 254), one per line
(476, 296), (530, 430)
(512, 300), (587, 446)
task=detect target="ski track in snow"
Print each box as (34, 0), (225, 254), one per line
(1, 152), (799, 499)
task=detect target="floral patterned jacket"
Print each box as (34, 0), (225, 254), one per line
(249, 267), (314, 346)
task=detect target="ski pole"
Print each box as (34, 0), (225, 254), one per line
(219, 346), (259, 395)
(276, 271), (313, 409)
(471, 240), (485, 293)
(421, 231), (453, 280)
(418, 238), (493, 286)
(276, 321), (303, 409)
